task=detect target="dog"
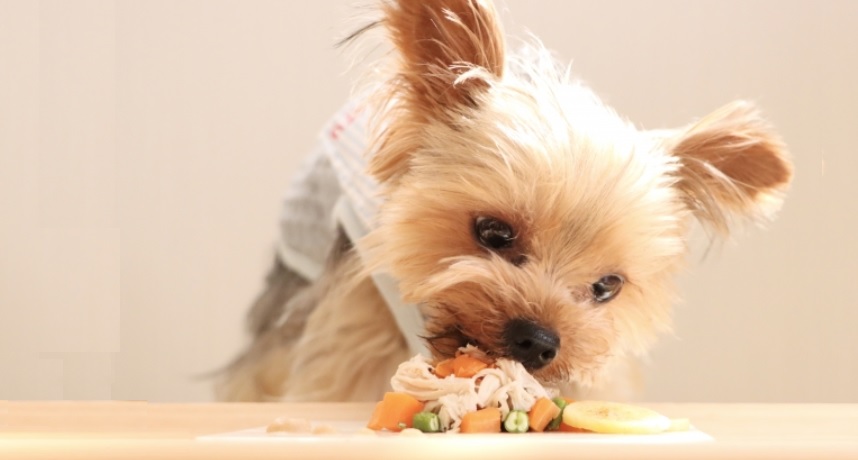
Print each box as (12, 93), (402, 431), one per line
(216, 0), (793, 402)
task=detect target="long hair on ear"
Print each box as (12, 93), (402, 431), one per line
(669, 100), (793, 236)
(342, 0), (507, 185)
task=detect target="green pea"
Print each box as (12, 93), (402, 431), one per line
(547, 397), (568, 431)
(503, 410), (529, 433)
(412, 411), (441, 433)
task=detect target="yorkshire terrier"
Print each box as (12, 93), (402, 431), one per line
(217, 0), (793, 402)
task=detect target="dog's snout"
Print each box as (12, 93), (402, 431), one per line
(503, 318), (559, 370)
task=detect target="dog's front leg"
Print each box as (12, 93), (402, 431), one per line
(218, 231), (409, 402)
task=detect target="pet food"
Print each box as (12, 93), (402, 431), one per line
(460, 407), (502, 433)
(266, 417), (312, 433)
(527, 397), (562, 432)
(562, 400), (672, 434)
(266, 417), (338, 435)
(368, 346), (690, 435)
(368, 345), (558, 433)
(412, 412), (441, 433)
(502, 410), (529, 433)
(366, 392), (426, 432)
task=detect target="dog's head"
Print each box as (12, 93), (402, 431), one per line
(360, 0), (792, 386)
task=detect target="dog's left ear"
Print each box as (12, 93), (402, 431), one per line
(370, 0), (506, 184)
(667, 101), (793, 234)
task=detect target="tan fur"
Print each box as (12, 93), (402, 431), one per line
(276, 253), (408, 401)
(219, 0), (792, 402)
(370, 0), (504, 183)
(669, 101), (794, 234)
(218, 248), (408, 402)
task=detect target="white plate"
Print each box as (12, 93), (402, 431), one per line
(199, 420), (713, 444)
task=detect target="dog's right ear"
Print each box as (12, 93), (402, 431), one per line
(369, 0), (506, 183)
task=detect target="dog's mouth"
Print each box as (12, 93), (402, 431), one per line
(422, 326), (485, 360)
(422, 324), (564, 383)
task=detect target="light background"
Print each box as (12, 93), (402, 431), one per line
(1, 0), (855, 402)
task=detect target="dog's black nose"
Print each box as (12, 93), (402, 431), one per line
(503, 318), (560, 370)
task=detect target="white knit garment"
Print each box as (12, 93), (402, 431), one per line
(277, 100), (428, 357)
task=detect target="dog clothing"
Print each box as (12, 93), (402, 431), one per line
(276, 100), (428, 357)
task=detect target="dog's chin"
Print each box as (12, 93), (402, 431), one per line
(530, 364), (579, 387)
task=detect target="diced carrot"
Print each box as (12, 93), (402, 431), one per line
(366, 401), (385, 431)
(434, 358), (455, 378)
(460, 407), (502, 433)
(365, 392), (425, 432)
(559, 423), (590, 433)
(451, 354), (488, 378)
(563, 397), (576, 404)
(528, 397), (562, 432)
(383, 392), (425, 431)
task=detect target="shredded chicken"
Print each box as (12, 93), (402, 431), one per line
(390, 345), (557, 432)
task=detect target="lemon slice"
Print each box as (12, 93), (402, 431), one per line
(667, 418), (691, 432)
(562, 401), (672, 434)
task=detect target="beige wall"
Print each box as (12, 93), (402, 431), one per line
(1, 0), (855, 402)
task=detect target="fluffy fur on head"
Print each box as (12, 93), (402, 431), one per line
(217, 0), (792, 402)
(361, 0), (792, 387)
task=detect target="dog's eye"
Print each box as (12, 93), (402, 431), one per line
(474, 216), (515, 250)
(592, 274), (624, 303)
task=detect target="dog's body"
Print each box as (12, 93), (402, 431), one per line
(217, 0), (792, 403)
